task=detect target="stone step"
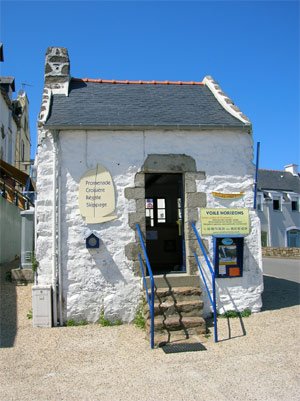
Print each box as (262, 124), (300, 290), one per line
(146, 315), (206, 334)
(148, 286), (202, 303)
(144, 300), (204, 317)
(144, 274), (200, 289)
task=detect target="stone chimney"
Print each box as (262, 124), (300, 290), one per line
(284, 164), (298, 176)
(44, 47), (70, 95)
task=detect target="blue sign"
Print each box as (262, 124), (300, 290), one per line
(221, 238), (233, 246)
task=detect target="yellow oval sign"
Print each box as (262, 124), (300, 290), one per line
(78, 164), (117, 224)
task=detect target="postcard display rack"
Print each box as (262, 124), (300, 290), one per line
(213, 235), (244, 278)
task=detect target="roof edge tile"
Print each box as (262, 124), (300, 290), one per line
(203, 75), (251, 127)
(72, 77), (204, 86)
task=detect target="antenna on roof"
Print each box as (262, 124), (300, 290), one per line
(21, 82), (34, 89)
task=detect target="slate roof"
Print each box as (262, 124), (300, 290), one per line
(258, 169), (300, 194)
(45, 78), (248, 129)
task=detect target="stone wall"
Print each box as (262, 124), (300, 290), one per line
(262, 247), (300, 258)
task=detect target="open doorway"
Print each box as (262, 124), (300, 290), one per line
(145, 173), (185, 275)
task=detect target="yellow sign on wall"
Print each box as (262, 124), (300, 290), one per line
(212, 192), (245, 199)
(78, 164), (117, 224)
(200, 208), (250, 235)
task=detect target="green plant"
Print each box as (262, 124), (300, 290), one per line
(66, 319), (88, 326)
(241, 308), (252, 317)
(218, 308), (252, 319)
(66, 319), (76, 326)
(133, 305), (146, 329)
(31, 253), (39, 273)
(113, 319), (123, 326)
(98, 310), (123, 326)
(27, 309), (33, 319)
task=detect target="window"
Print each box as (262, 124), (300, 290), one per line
(177, 198), (183, 236)
(21, 140), (25, 162)
(273, 199), (280, 211)
(287, 229), (300, 248)
(291, 200), (299, 212)
(157, 198), (166, 223)
(257, 194), (263, 211)
(145, 198), (154, 227)
(261, 231), (268, 247)
(7, 134), (12, 164)
(145, 198), (167, 227)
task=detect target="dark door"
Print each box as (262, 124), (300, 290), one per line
(145, 173), (185, 275)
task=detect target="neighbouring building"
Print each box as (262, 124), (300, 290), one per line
(257, 164), (300, 248)
(0, 75), (17, 165)
(34, 47), (263, 331)
(13, 90), (31, 175)
(0, 43), (34, 266)
(0, 43), (31, 174)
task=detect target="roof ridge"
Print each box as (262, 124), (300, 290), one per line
(72, 77), (204, 86)
(259, 168), (289, 173)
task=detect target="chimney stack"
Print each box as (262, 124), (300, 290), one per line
(284, 164), (298, 176)
(44, 47), (70, 95)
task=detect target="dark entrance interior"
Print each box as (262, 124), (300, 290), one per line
(145, 173), (185, 275)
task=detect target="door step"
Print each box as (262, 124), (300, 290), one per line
(146, 316), (206, 333)
(144, 300), (204, 317)
(144, 286), (206, 347)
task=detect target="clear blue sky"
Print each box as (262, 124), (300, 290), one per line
(1, 0), (299, 170)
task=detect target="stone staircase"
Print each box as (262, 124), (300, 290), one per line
(145, 286), (206, 346)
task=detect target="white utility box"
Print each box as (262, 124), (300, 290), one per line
(32, 285), (52, 327)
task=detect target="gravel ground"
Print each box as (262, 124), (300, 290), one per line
(0, 262), (299, 401)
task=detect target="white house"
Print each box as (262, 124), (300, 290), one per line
(0, 43), (31, 174)
(257, 164), (300, 248)
(34, 47), (263, 333)
(0, 76), (17, 165)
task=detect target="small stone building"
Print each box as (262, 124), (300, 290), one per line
(35, 47), (263, 327)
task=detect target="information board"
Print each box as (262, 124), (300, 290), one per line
(78, 164), (117, 224)
(214, 236), (244, 278)
(200, 208), (250, 235)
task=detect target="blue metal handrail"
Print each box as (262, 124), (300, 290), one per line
(191, 222), (218, 343)
(136, 224), (155, 349)
(253, 141), (260, 209)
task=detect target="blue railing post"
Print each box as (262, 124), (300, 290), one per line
(212, 272), (218, 343)
(150, 275), (154, 349)
(136, 223), (155, 349)
(253, 141), (260, 209)
(191, 222), (218, 343)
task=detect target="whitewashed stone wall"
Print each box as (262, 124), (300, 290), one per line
(196, 169), (263, 315)
(36, 127), (263, 322)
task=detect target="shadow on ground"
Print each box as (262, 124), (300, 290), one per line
(262, 275), (300, 311)
(206, 274), (300, 343)
(0, 260), (18, 348)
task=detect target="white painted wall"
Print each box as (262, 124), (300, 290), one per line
(0, 197), (21, 264)
(36, 128), (263, 322)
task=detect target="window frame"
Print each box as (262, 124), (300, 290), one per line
(257, 192), (264, 211)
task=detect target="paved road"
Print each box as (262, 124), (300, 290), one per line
(263, 257), (300, 283)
